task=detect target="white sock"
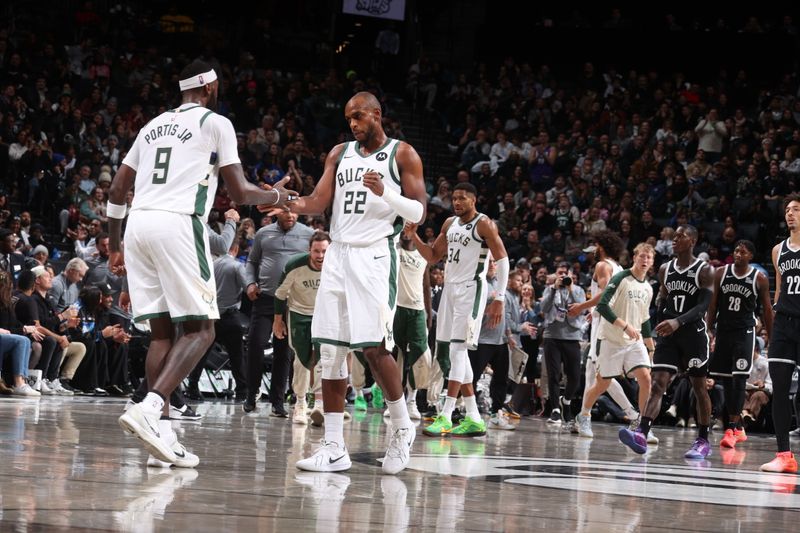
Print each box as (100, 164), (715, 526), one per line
(442, 396), (457, 419)
(143, 392), (165, 413)
(464, 395), (480, 421)
(386, 397), (413, 429)
(406, 389), (417, 404)
(324, 412), (345, 447)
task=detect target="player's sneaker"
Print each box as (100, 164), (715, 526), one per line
(646, 430), (659, 445)
(720, 429), (737, 448)
(576, 413), (593, 438)
(618, 428), (647, 454)
(118, 403), (177, 463)
(790, 427), (800, 437)
(734, 428), (747, 443)
(147, 438), (200, 469)
(354, 396), (368, 411)
(371, 384), (384, 409)
(562, 420), (578, 434)
(296, 439), (351, 472)
(450, 416), (486, 438)
(169, 404), (202, 421)
(501, 403), (521, 420)
(407, 401), (422, 420)
(684, 437), (712, 459)
(423, 414), (453, 437)
(293, 400), (308, 425)
(489, 412), (516, 430)
(760, 451), (798, 473)
(547, 408), (562, 425)
(382, 427), (416, 474)
(309, 405), (324, 427)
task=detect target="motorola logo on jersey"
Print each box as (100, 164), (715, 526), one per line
(465, 224), (473, 230)
(376, 152), (388, 161)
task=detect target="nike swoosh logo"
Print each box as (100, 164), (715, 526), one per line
(374, 255), (387, 260)
(329, 455), (347, 464)
(781, 250), (792, 256)
(746, 330), (753, 333)
(144, 418), (160, 438)
(343, 154), (355, 159)
(174, 450), (185, 458)
(697, 326), (705, 333)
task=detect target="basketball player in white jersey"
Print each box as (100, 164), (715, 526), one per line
(568, 231), (655, 442)
(408, 182), (509, 438)
(277, 91), (428, 474)
(108, 60), (294, 467)
(393, 231), (433, 420)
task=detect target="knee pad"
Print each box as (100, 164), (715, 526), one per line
(319, 344), (349, 380)
(448, 343), (469, 384)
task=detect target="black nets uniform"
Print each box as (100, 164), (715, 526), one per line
(709, 265), (758, 377)
(653, 258), (710, 376)
(770, 239), (800, 366)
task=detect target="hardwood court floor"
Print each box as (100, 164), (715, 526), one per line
(0, 397), (798, 532)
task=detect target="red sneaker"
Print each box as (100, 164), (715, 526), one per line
(760, 451), (799, 473)
(734, 428), (747, 443)
(719, 429), (737, 449)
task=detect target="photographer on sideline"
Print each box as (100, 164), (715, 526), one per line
(541, 261), (586, 428)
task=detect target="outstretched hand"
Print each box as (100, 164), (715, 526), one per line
(256, 176), (298, 212)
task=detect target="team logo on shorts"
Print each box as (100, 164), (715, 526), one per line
(376, 152), (388, 161)
(688, 358), (703, 368)
(736, 358), (749, 370)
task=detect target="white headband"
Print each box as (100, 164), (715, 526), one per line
(179, 69), (217, 91)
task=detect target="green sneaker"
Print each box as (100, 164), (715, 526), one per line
(450, 416), (487, 438)
(423, 414), (453, 437)
(371, 384), (384, 409)
(354, 395), (368, 411)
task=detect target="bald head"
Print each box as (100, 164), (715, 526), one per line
(349, 91), (381, 113)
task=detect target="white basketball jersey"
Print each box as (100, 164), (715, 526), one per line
(397, 247), (426, 310)
(444, 213), (488, 284)
(330, 139), (403, 246)
(590, 258), (623, 313)
(123, 102), (240, 223)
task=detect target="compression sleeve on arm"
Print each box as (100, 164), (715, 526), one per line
(494, 257), (509, 301)
(381, 186), (424, 223)
(676, 288), (712, 326)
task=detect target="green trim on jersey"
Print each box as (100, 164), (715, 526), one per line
(199, 110), (214, 127)
(435, 341), (452, 378)
(191, 216), (212, 282)
(351, 341), (382, 349)
(168, 104), (202, 113)
(388, 140), (402, 185)
(471, 278), (483, 319)
(355, 137), (393, 159)
(336, 143), (348, 166)
(312, 337), (350, 348)
(274, 252), (312, 314)
(134, 311), (170, 323)
(171, 314), (211, 323)
(597, 269), (631, 324)
(473, 244), (488, 280)
(194, 175), (209, 217)
(471, 213), (485, 243)
(388, 236), (398, 308)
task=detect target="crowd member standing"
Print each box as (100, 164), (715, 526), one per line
(706, 240), (773, 450)
(243, 209), (313, 415)
(410, 182), (509, 438)
(287, 91), (428, 475)
(111, 60), (294, 468)
(762, 194), (800, 473)
(272, 232), (331, 425)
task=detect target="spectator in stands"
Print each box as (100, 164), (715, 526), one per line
(49, 257), (88, 312)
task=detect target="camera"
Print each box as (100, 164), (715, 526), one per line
(562, 276), (572, 286)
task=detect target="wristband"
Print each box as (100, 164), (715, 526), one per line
(107, 201), (127, 219)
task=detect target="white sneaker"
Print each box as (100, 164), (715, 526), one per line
(147, 439), (200, 469)
(124, 399), (135, 412)
(647, 430), (659, 445)
(688, 417), (697, 428)
(343, 410), (352, 421)
(12, 383), (41, 397)
(293, 401), (308, 425)
(383, 408), (391, 418)
(489, 412), (516, 431)
(118, 403), (177, 463)
(407, 402), (422, 420)
(296, 440), (351, 472)
(790, 427), (800, 437)
(666, 405), (678, 418)
(309, 406), (324, 427)
(39, 379), (56, 395)
(382, 426), (416, 475)
(576, 413), (593, 438)
(50, 379), (74, 396)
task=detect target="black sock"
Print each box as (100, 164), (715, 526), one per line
(699, 425), (709, 440)
(639, 417), (652, 435)
(726, 422), (737, 431)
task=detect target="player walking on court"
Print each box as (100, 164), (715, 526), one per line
(619, 225), (715, 458)
(283, 91), (428, 474)
(761, 193), (800, 473)
(109, 60), (294, 467)
(408, 182), (509, 438)
(706, 240), (773, 450)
